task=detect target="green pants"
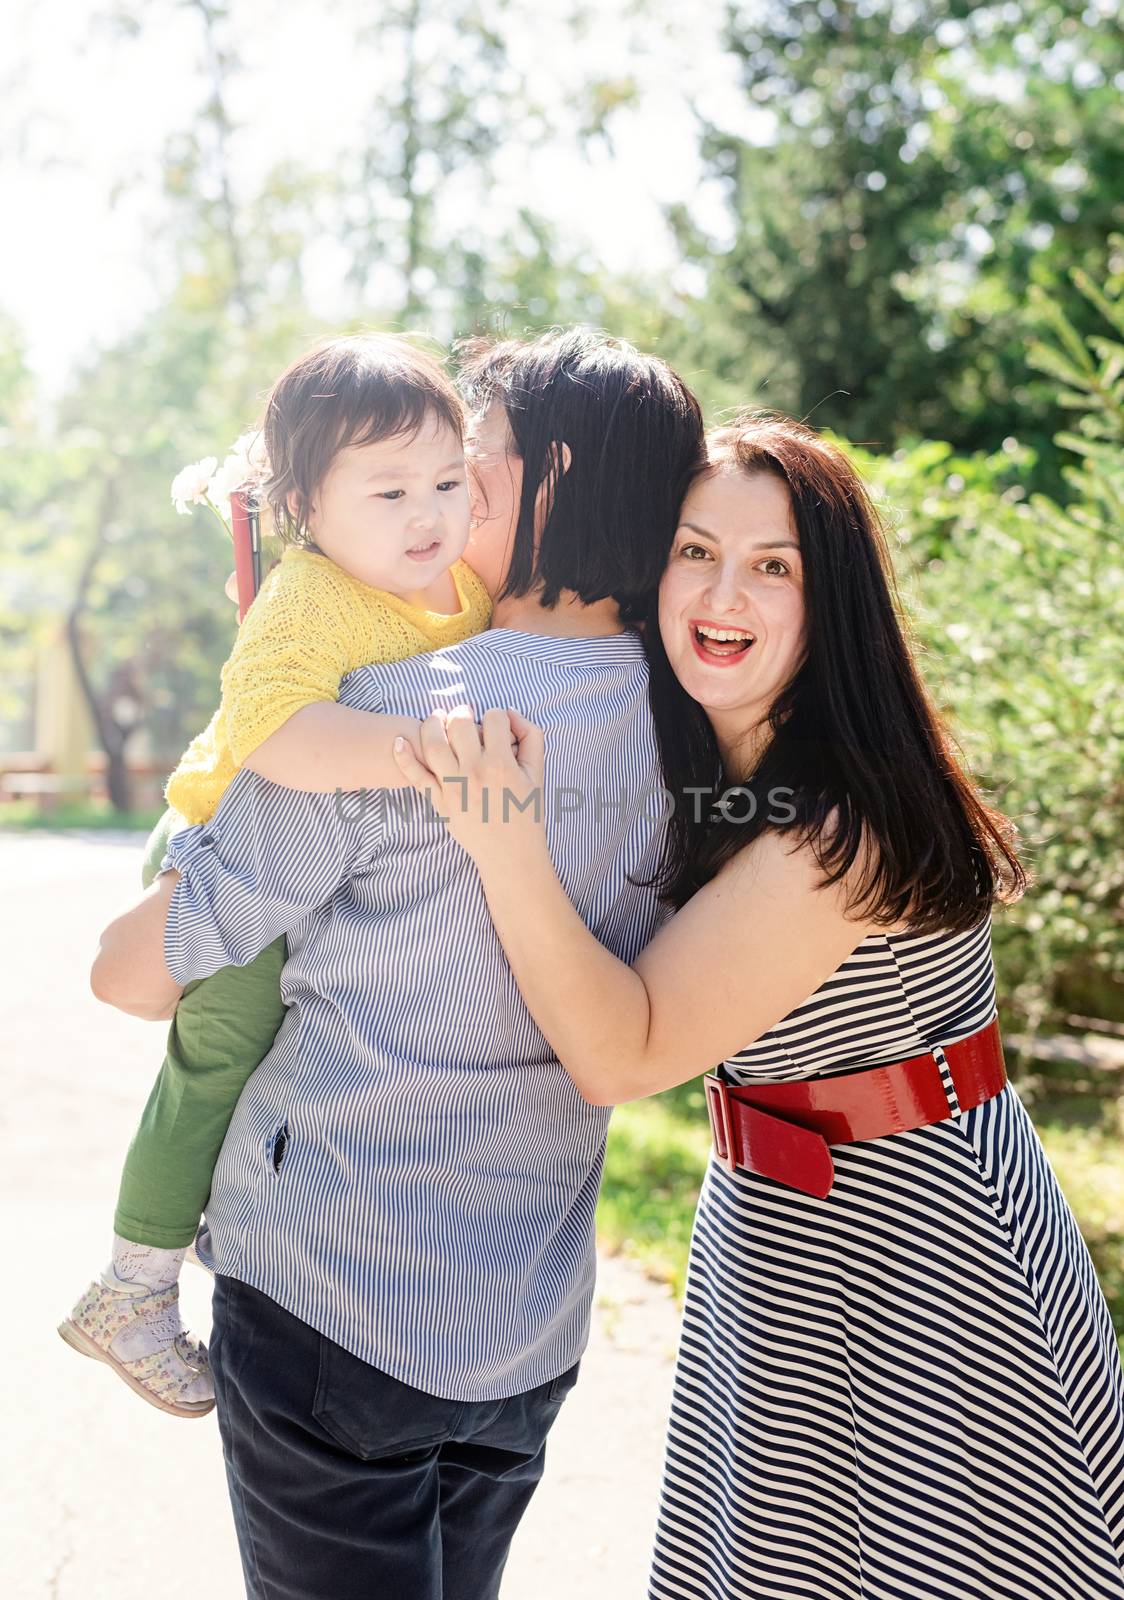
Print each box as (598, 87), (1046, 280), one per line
(113, 808), (287, 1249)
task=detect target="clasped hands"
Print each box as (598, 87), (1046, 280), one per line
(392, 706), (548, 868)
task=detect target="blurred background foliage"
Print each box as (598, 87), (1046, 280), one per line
(2, 0), (1122, 1290)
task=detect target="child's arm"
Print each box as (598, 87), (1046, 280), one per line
(243, 703), (421, 793)
(212, 556), (431, 797)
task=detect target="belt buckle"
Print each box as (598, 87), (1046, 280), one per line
(704, 1073), (737, 1173)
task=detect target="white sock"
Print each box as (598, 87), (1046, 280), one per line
(106, 1235), (186, 1295)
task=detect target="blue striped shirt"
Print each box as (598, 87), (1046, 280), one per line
(163, 627), (666, 1400)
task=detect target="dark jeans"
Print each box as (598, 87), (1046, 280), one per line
(209, 1275), (580, 1600)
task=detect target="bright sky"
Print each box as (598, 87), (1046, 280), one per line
(4, 0), (766, 394)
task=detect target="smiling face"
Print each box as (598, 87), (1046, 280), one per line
(658, 466), (806, 767)
(304, 412), (470, 600)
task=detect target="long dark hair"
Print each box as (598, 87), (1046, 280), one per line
(646, 414), (1026, 932)
(456, 329), (705, 620)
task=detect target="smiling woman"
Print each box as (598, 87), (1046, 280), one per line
(644, 413), (1024, 924)
(391, 408), (1124, 1600)
(658, 467), (806, 766)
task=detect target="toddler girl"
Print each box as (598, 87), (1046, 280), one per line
(59, 334), (491, 1416)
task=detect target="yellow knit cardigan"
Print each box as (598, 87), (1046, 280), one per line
(165, 547), (491, 825)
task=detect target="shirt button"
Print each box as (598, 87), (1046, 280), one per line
(199, 831), (215, 847)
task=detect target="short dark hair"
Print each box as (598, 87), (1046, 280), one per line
(456, 328), (704, 619)
(646, 413), (1027, 933)
(260, 334), (464, 544)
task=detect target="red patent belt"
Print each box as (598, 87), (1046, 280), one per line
(703, 1019), (1006, 1199)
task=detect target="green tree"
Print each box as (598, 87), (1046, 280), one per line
(675, 0), (1124, 469)
(864, 247), (1124, 1034)
(337, 0), (530, 330)
(0, 318), (60, 737)
(4, 0), (646, 809)
(5, 0), (326, 808)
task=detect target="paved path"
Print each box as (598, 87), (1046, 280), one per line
(0, 830), (681, 1599)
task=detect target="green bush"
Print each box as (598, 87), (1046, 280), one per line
(852, 257), (1124, 1037)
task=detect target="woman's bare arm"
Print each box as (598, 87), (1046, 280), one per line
(470, 823), (872, 1104)
(91, 871), (183, 1020)
(394, 709), (877, 1105)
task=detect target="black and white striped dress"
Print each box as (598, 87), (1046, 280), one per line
(650, 917), (1124, 1600)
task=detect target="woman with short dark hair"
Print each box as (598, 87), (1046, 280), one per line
(457, 327), (703, 617)
(86, 326), (707, 1599)
(395, 413), (1124, 1600)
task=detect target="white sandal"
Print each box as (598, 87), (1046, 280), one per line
(58, 1278), (215, 1419)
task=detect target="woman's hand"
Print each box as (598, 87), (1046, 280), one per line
(225, 559), (278, 610)
(90, 870), (185, 1019)
(392, 706), (548, 871)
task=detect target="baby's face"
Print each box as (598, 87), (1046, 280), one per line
(305, 414), (470, 598)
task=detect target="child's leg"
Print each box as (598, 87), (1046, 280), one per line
(118, 804), (287, 1248)
(59, 808), (288, 1416)
(139, 806), (181, 891)
(112, 935), (287, 1248)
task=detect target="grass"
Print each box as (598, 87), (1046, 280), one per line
(1035, 1108), (1124, 1348)
(597, 1069), (1124, 1352)
(598, 1078), (711, 1298)
(0, 800), (163, 832)
(597, 1080), (712, 1298)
